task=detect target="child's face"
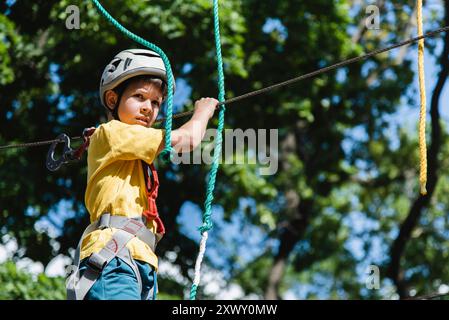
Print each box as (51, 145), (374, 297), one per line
(106, 79), (163, 127)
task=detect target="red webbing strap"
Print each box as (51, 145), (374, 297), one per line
(72, 128), (96, 159)
(142, 162), (165, 234)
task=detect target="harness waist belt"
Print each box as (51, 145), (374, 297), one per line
(84, 213), (157, 253)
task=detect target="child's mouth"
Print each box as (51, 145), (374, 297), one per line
(136, 117), (149, 126)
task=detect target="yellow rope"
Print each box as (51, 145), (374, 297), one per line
(417, 0), (427, 195)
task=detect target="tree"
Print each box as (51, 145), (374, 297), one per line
(1, 0), (448, 300)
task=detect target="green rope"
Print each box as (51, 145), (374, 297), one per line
(190, 0), (226, 300)
(91, 0), (174, 163)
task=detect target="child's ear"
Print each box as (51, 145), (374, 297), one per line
(105, 90), (118, 111)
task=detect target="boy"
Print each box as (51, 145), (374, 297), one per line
(66, 49), (218, 300)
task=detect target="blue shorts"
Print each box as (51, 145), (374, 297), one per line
(78, 257), (157, 300)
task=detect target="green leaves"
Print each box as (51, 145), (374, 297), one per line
(0, 14), (18, 85)
(0, 260), (66, 300)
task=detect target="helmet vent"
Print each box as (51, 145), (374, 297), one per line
(111, 59), (121, 70)
(124, 57), (132, 70)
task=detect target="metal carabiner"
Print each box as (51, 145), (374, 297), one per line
(46, 128), (95, 171)
(46, 133), (73, 171)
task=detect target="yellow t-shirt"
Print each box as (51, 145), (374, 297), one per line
(80, 120), (164, 270)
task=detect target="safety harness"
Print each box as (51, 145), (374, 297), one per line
(66, 129), (165, 300)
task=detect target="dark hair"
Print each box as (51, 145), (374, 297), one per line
(107, 75), (167, 120)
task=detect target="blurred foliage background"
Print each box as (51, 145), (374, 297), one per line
(1, 0), (449, 300)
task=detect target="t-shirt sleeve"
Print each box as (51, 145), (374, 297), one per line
(87, 120), (165, 181)
(106, 120), (165, 164)
(89, 120), (164, 165)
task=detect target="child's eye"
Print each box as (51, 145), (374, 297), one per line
(135, 94), (144, 100)
(152, 101), (160, 108)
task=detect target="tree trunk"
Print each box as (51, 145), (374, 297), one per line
(264, 130), (311, 299)
(264, 201), (311, 299)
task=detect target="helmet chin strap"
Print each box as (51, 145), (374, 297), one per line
(111, 104), (120, 121)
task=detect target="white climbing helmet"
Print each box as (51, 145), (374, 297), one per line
(99, 48), (175, 108)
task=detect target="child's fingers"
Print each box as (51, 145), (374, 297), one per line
(195, 97), (218, 107)
(198, 97), (219, 105)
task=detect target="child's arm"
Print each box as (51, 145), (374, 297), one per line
(157, 97), (218, 155)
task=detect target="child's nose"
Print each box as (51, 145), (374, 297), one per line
(141, 101), (152, 114)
